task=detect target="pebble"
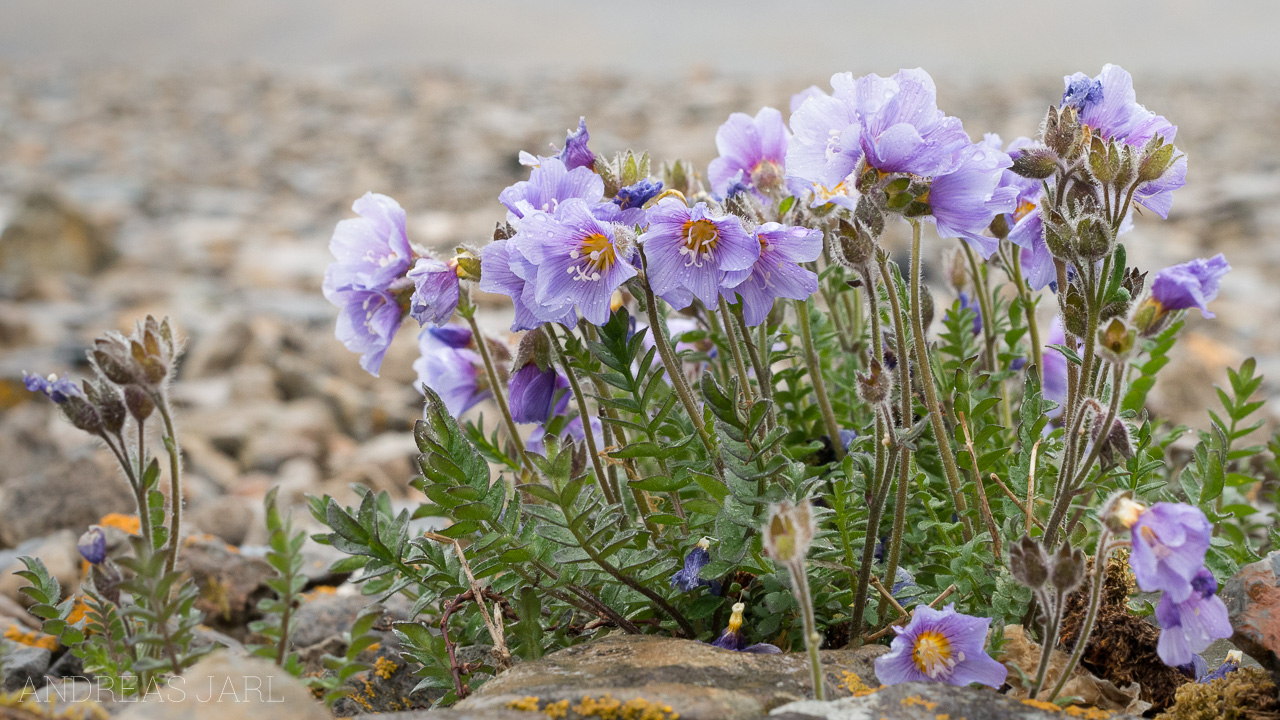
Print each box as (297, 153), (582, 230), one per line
(1221, 549), (1280, 686)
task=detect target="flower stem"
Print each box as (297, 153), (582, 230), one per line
(638, 251), (725, 484)
(155, 397), (184, 573)
(960, 241), (998, 372)
(547, 324), (620, 507)
(719, 302), (757, 408)
(1045, 529), (1113, 702)
(794, 297), (844, 460)
(908, 220), (972, 539)
(876, 254), (913, 622)
(1009, 248), (1043, 388)
(789, 560), (826, 700)
(460, 301), (533, 476)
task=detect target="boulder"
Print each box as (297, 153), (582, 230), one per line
(0, 530), (80, 604)
(0, 637), (51, 693)
(1221, 549), (1280, 685)
(181, 535), (274, 631)
(0, 457), (136, 547)
(0, 191), (115, 295)
(118, 651), (331, 720)
(456, 634), (887, 720)
(771, 682), (1142, 719)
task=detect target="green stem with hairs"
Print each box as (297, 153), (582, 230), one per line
(794, 297), (844, 460)
(547, 324), (620, 507)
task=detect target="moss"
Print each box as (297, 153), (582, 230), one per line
(1058, 553), (1186, 710)
(0, 690), (109, 719)
(1156, 667), (1279, 720)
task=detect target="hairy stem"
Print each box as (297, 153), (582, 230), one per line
(908, 220), (973, 539)
(1046, 529), (1114, 701)
(461, 303), (532, 476)
(547, 325), (620, 507)
(794, 297), (844, 460)
(876, 254), (913, 622)
(155, 399), (183, 573)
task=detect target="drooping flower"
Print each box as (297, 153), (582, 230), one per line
(1129, 502), (1212, 602)
(1198, 651), (1242, 684)
(24, 372), (84, 404)
(786, 68), (971, 208)
(557, 117), (595, 171)
(325, 285), (404, 376)
(926, 140), (1019, 257)
(511, 198), (638, 326)
(710, 602), (781, 654)
(707, 107), (790, 200)
(413, 332), (489, 416)
(720, 223), (822, 326)
(421, 323), (473, 350)
(639, 200), (758, 310)
(77, 525), (106, 565)
(508, 362), (569, 424)
(874, 604), (1007, 688)
(479, 239), (576, 332)
(1154, 567), (1232, 666)
(324, 192), (414, 293)
(1149, 254), (1230, 319)
(407, 257), (461, 327)
(614, 178), (663, 211)
(1061, 64), (1186, 217)
(499, 156), (604, 222)
(1041, 316), (1069, 416)
(670, 538), (716, 592)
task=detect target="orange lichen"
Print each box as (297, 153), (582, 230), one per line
(1022, 698), (1063, 712)
(902, 694), (939, 711)
(65, 596), (89, 625)
(543, 699), (570, 718)
(4, 624), (58, 651)
(507, 697), (543, 711)
(373, 656), (397, 680)
(302, 585), (338, 600)
(1064, 707), (1111, 719)
(99, 513), (140, 535)
(840, 670), (875, 695)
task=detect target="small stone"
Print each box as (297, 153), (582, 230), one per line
(0, 637), (52, 693)
(181, 535), (274, 632)
(117, 651), (331, 720)
(1221, 549), (1280, 686)
(0, 457), (135, 547)
(189, 495), (261, 547)
(0, 530), (79, 604)
(0, 191), (115, 297)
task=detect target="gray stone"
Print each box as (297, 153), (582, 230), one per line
(181, 535), (274, 631)
(0, 637), (51, 692)
(0, 456), (136, 547)
(771, 682), (1141, 719)
(0, 530), (80, 604)
(0, 191), (115, 294)
(118, 651), (331, 720)
(457, 634), (887, 720)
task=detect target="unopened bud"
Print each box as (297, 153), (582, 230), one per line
(835, 219), (874, 269)
(1137, 140), (1177, 184)
(856, 360), (893, 405)
(124, 385), (155, 422)
(763, 499), (815, 565)
(1076, 217), (1114, 261)
(1011, 147), (1059, 180)
(1050, 541), (1086, 594)
(1101, 491), (1145, 533)
(1009, 535), (1050, 589)
(1098, 317), (1136, 362)
(512, 327), (553, 373)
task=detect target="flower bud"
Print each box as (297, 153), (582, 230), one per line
(78, 525), (107, 565)
(834, 219), (874, 270)
(1076, 217), (1114, 262)
(856, 360), (893, 405)
(854, 195), (885, 239)
(1009, 535), (1050, 589)
(763, 499), (815, 565)
(124, 385), (155, 422)
(1137, 139), (1177, 184)
(454, 249), (482, 281)
(1101, 491), (1145, 533)
(93, 379), (127, 434)
(1011, 147), (1059, 180)
(1098, 317), (1136, 362)
(1050, 541), (1086, 594)
(62, 395), (103, 435)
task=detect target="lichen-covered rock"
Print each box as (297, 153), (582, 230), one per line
(0, 637), (51, 693)
(455, 634), (886, 720)
(772, 682), (1142, 719)
(1220, 550), (1280, 686)
(180, 535), (274, 632)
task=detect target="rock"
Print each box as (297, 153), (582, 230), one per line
(0, 530), (80, 604)
(189, 495), (261, 547)
(17, 678), (118, 717)
(183, 318), (256, 378)
(771, 682), (1142, 719)
(0, 191), (115, 295)
(331, 637), (443, 716)
(997, 625), (1149, 715)
(181, 535), (274, 632)
(1221, 549), (1280, 685)
(0, 637), (52, 693)
(0, 457), (136, 547)
(290, 591), (412, 650)
(456, 634), (887, 720)
(117, 651), (331, 720)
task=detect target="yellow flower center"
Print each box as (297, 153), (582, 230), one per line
(1014, 199), (1038, 221)
(912, 630), (959, 679)
(567, 233), (616, 282)
(680, 219), (720, 268)
(727, 602), (745, 633)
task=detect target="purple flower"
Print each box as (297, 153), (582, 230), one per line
(874, 603), (1007, 687)
(78, 525), (106, 565)
(325, 285), (404, 376)
(787, 68), (970, 207)
(1061, 65), (1186, 217)
(614, 179), (663, 211)
(1150, 254), (1230, 319)
(511, 198), (638, 326)
(479, 239), (576, 332)
(422, 323), (473, 350)
(324, 192), (414, 293)
(414, 332), (489, 416)
(926, 140), (1019, 258)
(708, 107), (790, 200)
(1130, 502), (1212, 602)
(639, 200), (758, 310)
(671, 539), (715, 592)
(945, 293), (983, 336)
(1042, 317), (1068, 417)
(407, 257), (460, 327)
(1155, 568), (1232, 667)
(499, 156), (604, 222)
(789, 85), (826, 114)
(720, 223), (821, 326)
(710, 602), (781, 654)
(557, 117), (595, 171)
(508, 362), (569, 424)
(24, 372), (83, 404)
(1199, 652), (1242, 684)
(839, 429), (858, 452)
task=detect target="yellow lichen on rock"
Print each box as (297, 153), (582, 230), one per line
(506, 696), (542, 712)
(840, 669), (875, 695)
(4, 624), (58, 651)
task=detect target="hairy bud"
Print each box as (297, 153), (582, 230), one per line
(1050, 541), (1086, 595)
(1009, 535), (1050, 589)
(1011, 147), (1059, 180)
